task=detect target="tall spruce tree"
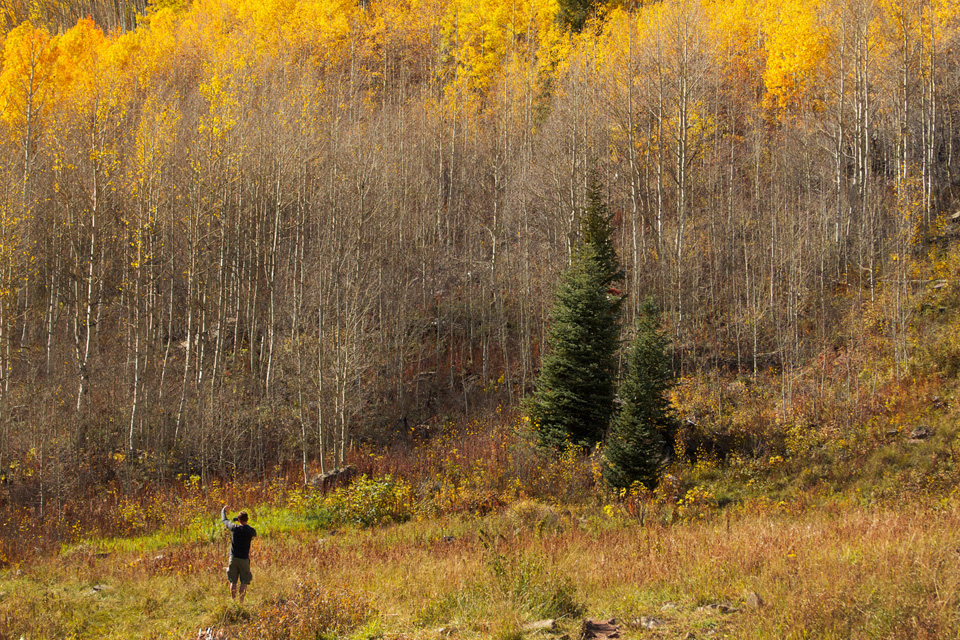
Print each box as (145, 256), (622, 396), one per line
(525, 174), (624, 451)
(603, 297), (677, 490)
(581, 174), (624, 290)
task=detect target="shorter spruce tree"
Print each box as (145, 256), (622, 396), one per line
(603, 297), (677, 490)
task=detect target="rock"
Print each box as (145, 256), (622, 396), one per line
(910, 426), (932, 439)
(744, 591), (764, 610)
(311, 465), (358, 492)
(639, 616), (665, 629)
(581, 618), (620, 639)
(698, 602), (739, 614)
(907, 426), (934, 443)
(522, 619), (557, 632)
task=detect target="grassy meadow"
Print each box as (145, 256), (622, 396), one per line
(3, 403), (960, 640)
(3, 492), (960, 639)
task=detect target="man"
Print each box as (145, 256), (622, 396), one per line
(221, 506), (256, 603)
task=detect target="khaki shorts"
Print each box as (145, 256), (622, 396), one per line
(226, 556), (252, 585)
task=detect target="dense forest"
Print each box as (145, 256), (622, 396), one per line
(0, 0), (958, 510)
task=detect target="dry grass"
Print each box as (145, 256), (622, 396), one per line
(2, 493), (960, 639)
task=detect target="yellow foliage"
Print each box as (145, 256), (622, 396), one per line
(366, 0), (444, 70)
(134, 95), (181, 190)
(291, 0), (361, 61)
(442, 0), (563, 99)
(676, 484), (717, 519)
(54, 17), (107, 103)
(0, 21), (58, 133)
(704, 0), (764, 88)
(927, 0), (960, 41)
(761, 0), (831, 111)
(134, 6), (183, 87)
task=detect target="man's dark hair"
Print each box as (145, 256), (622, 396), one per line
(237, 511), (248, 523)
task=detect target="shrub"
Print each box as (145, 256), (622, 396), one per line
(482, 531), (585, 621)
(676, 485), (717, 520)
(503, 500), (562, 535)
(237, 581), (375, 640)
(415, 534), (584, 631)
(322, 475), (413, 527)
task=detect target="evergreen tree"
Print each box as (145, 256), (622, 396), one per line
(581, 172), (624, 290)
(603, 297), (677, 490)
(558, 0), (594, 32)
(557, 0), (614, 32)
(525, 175), (623, 451)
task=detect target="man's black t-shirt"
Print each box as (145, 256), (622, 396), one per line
(222, 513), (256, 559)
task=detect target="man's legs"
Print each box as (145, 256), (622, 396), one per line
(237, 558), (252, 603)
(227, 557), (251, 602)
(227, 558), (240, 600)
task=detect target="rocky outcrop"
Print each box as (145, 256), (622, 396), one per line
(310, 465), (358, 492)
